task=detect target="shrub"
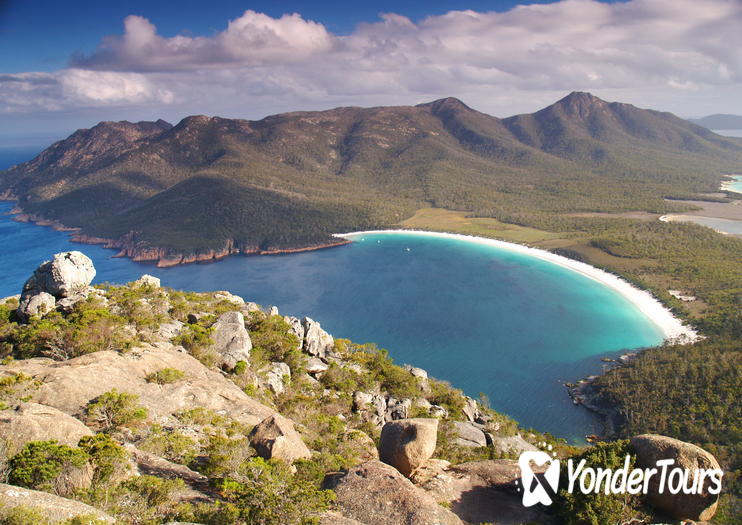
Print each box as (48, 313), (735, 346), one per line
(8, 440), (89, 495)
(0, 372), (40, 410)
(84, 389), (148, 432)
(199, 433), (254, 478)
(78, 433), (129, 486)
(555, 440), (649, 525)
(145, 367), (186, 384)
(139, 427), (198, 465)
(218, 457), (334, 524)
(107, 475), (185, 524)
(0, 504), (50, 525)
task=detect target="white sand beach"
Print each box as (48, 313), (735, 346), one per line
(335, 229), (699, 343)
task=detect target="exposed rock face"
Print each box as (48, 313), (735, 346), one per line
(324, 460), (462, 525)
(385, 397), (411, 421)
(214, 290), (244, 306)
(0, 403), (93, 454)
(5, 344), (274, 428)
(378, 418), (438, 477)
(630, 434), (721, 521)
(0, 483), (115, 522)
(453, 421), (488, 447)
(134, 274), (161, 288)
(417, 460), (557, 525)
(208, 311), (252, 370)
(302, 317), (334, 358)
(249, 414), (312, 464)
(17, 251), (96, 320)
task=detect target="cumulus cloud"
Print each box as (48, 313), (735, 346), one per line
(2, 0), (742, 121)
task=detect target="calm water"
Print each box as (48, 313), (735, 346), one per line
(665, 215), (742, 235)
(723, 174), (742, 194)
(0, 151), (665, 443)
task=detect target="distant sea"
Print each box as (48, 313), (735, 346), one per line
(0, 149), (665, 442)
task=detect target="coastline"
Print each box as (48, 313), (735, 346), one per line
(2, 202), (351, 267)
(334, 229), (698, 343)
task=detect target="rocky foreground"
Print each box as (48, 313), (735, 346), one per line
(0, 252), (723, 524)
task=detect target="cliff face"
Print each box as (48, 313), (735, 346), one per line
(3, 93), (742, 265)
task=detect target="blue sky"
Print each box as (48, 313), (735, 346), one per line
(1, 0), (740, 145)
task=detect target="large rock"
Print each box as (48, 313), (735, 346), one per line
(133, 274), (161, 288)
(208, 311), (252, 370)
(324, 460), (462, 525)
(0, 403), (93, 454)
(0, 483), (114, 522)
(23, 251), (96, 299)
(17, 291), (56, 320)
(302, 317), (334, 358)
(17, 251), (96, 321)
(249, 414), (312, 464)
(378, 418), (438, 477)
(630, 434), (721, 521)
(4, 343), (275, 428)
(453, 421), (488, 448)
(262, 362), (291, 395)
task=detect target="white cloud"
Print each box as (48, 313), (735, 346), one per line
(2, 0), (742, 123)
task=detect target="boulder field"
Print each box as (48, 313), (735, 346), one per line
(0, 252), (724, 524)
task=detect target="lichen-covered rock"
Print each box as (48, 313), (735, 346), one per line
(208, 311), (252, 370)
(378, 418), (438, 477)
(249, 414), (312, 464)
(302, 317), (334, 358)
(385, 397), (411, 421)
(453, 421), (487, 447)
(0, 403), (93, 454)
(133, 274), (161, 288)
(324, 460), (462, 525)
(214, 290), (245, 306)
(306, 357), (329, 375)
(630, 434), (721, 521)
(0, 483), (114, 522)
(262, 362), (291, 394)
(284, 316), (305, 350)
(489, 434), (537, 455)
(17, 291), (55, 320)
(23, 251), (96, 298)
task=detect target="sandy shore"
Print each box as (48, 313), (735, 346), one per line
(335, 229), (698, 343)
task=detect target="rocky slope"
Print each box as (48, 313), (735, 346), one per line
(2, 93), (741, 266)
(0, 252), (725, 524)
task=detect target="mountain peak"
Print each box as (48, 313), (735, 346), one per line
(417, 97), (472, 113)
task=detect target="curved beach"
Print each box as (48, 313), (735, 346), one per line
(335, 229), (698, 343)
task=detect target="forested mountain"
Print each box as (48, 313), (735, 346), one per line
(2, 92), (742, 262)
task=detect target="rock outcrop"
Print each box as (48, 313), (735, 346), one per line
(207, 311), (252, 370)
(249, 414), (312, 464)
(453, 421), (488, 448)
(0, 483), (115, 522)
(17, 251), (96, 320)
(416, 459), (557, 525)
(378, 418), (438, 477)
(0, 403), (94, 454)
(630, 434), (721, 521)
(324, 460), (462, 525)
(302, 317), (334, 358)
(5, 344), (274, 428)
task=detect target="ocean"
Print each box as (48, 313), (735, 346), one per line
(0, 149), (665, 442)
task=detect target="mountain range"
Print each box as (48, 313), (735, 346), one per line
(688, 114), (742, 130)
(2, 91), (742, 265)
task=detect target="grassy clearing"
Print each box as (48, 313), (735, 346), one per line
(398, 207), (565, 243)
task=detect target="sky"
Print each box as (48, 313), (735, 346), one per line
(1, 0), (741, 146)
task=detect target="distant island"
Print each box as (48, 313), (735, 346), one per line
(2, 91), (742, 267)
(688, 114), (742, 130)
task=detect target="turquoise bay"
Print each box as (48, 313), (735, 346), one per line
(0, 201), (664, 442)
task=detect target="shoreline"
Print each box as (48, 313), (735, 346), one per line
(720, 174), (742, 194)
(334, 229), (698, 343)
